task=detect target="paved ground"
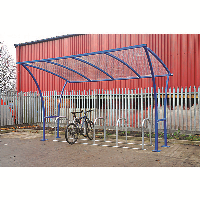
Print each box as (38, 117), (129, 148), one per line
(1, 130), (200, 167)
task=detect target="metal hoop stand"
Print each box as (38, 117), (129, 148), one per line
(141, 118), (152, 150)
(115, 118), (127, 147)
(44, 116), (68, 141)
(93, 117), (106, 145)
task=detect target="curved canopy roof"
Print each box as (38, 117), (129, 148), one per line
(17, 44), (172, 83)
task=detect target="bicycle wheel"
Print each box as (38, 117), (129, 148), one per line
(86, 120), (94, 140)
(65, 123), (78, 145)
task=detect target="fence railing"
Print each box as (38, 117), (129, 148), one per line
(1, 86), (200, 134)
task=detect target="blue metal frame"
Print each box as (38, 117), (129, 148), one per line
(71, 57), (115, 80)
(22, 64), (47, 141)
(143, 47), (160, 152)
(56, 80), (68, 138)
(105, 52), (141, 78)
(45, 60), (91, 82)
(147, 48), (171, 75)
(17, 44), (147, 65)
(144, 47), (171, 152)
(17, 44), (172, 149)
(24, 63), (69, 81)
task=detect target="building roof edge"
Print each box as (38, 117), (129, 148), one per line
(14, 34), (85, 48)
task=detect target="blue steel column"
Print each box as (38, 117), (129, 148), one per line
(143, 47), (160, 152)
(56, 81), (68, 138)
(161, 75), (170, 148)
(22, 64), (47, 141)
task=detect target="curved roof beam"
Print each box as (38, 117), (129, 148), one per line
(71, 57), (115, 80)
(105, 52), (141, 78)
(46, 60), (91, 82)
(146, 47), (171, 75)
(23, 63), (69, 82)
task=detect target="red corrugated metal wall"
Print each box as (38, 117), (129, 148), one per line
(16, 34), (200, 93)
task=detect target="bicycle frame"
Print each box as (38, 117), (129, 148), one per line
(65, 110), (94, 144)
(72, 111), (91, 136)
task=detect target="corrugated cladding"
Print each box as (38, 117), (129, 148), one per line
(16, 34), (200, 92)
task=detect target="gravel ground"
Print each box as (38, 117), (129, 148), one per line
(1, 130), (200, 200)
(1, 131), (200, 167)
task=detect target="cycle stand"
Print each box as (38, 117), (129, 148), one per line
(93, 117), (106, 145)
(141, 118), (152, 150)
(115, 118), (127, 147)
(44, 116), (68, 142)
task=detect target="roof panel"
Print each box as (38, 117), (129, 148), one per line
(17, 44), (172, 83)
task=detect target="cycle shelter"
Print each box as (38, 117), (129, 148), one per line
(17, 44), (172, 152)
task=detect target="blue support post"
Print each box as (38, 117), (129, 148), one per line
(56, 81), (68, 138)
(22, 64), (47, 141)
(143, 47), (160, 152)
(161, 75), (170, 148)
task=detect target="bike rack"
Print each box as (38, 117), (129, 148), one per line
(141, 118), (152, 150)
(115, 118), (127, 147)
(46, 116), (68, 142)
(93, 117), (106, 145)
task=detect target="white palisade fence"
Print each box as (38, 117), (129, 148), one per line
(1, 86), (200, 134)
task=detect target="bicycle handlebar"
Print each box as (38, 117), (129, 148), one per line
(71, 110), (93, 117)
(84, 109), (93, 113)
(71, 110), (83, 115)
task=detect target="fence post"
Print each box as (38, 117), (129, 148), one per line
(141, 88), (143, 128)
(138, 88), (140, 128)
(158, 88), (160, 129)
(128, 89), (130, 128)
(151, 87), (153, 129)
(185, 87), (187, 130)
(181, 87), (184, 130)
(177, 87), (179, 129)
(189, 86), (192, 131)
(161, 75), (170, 148)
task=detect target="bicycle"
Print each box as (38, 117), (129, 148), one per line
(65, 109), (94, 144)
